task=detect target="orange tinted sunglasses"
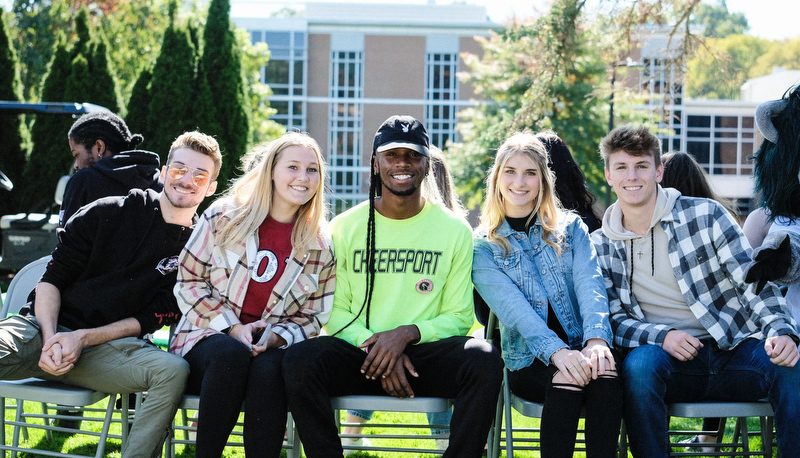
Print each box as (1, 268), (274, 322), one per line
(167, 163), (211, 187)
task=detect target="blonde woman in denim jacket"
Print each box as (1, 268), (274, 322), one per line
(472, 132), (622, 458)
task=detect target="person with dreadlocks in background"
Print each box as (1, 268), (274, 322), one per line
(61, 111), (162, 226)
(284, 115), (503, 458)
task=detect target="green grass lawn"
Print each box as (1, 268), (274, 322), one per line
(0, 399), (777, 457)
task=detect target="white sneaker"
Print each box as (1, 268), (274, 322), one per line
(342, 437), (372, 456)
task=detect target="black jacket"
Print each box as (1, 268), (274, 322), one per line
(39, 189), (192, 335)
(59, 150), (162, 227)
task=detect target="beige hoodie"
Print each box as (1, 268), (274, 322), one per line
(601, 186), (710, 337)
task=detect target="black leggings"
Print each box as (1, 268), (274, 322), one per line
(507, 351), (623, 458)
(183, 333), (287, 458)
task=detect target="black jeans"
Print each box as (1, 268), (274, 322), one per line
(508, 350), (623, 458)
(284, 335), (503, 458)
(183, 333), (287, 458)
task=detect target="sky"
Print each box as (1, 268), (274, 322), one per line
(0, 0), (796, 40)
(227, 0), (798, 41)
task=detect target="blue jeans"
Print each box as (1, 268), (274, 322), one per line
(623, 339), (800, 458)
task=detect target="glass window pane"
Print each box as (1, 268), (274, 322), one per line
(264, 61), (290, 85)
(264, 32), (290, 47)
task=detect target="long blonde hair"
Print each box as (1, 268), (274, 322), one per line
(480, 132), (563, 255)
(217, 132), (328, 251)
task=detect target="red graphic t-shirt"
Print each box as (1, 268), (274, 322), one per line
(239, 216), (294, 324)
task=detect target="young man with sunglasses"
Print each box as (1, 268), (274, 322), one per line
(0, 131), (220, 458)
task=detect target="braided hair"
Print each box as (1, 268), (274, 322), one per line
(333, 154), (379, 335)
(68, 112), (143, 155)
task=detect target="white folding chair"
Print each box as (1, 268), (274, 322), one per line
(0, 256), (128, 458)
(665, 401), (775, 458)
(331, 395), (453, 455)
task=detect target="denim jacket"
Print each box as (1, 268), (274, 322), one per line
(473, 212), (613, 370)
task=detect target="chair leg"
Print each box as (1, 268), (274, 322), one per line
(487, 380), (503, 458)
(735, 417), (750, 454)
(760, 416), (774, 458)
(39, 402), (53, 441)
(0, 396), (5, 448)
(12, 401), (24, 458)
(715, 417), (728, 452)
(120, 394), (130, 447)
(503, 370), (513, 458)
(93, 394), (117, 458)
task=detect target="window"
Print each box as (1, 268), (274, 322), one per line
(425, 53), (459, 150)
(685, 114), (755, 176)
(249, 30), (307, 130)
(328, 50), (366, 214)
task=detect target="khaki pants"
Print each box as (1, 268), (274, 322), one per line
(0, 315), (188, 458)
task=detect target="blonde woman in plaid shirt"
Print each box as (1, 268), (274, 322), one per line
(170, 132), (336, 458)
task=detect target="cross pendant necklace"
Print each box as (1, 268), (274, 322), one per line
(637, 250), (643, 260)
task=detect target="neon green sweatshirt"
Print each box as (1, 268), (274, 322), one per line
(325, 201), (474, 347)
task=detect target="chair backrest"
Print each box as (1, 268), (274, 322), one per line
(1, 256), (50, 317)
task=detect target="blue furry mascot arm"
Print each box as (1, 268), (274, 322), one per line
(746, 86), (800, 295)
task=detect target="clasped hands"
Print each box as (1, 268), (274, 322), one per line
(549, 338), (615, 386)
(39, 330), (85, 376)
(358, 325), (420, 399)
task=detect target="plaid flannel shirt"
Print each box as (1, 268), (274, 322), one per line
(169, 199), (336, 357)
(590, 196), (798, 350)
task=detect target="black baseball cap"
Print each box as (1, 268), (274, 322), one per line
(373, 115), (430, 157)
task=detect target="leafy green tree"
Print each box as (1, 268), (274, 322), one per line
(203, 0), (249, 188)
(691, 0), (748, 38)
(9, 0), (72, 100)
(452, 0), (609, 207)
(451, 0), (698, 208)
(750, 35), (800, 77)
(0, 8), (30, 215)
(147, 19), (197, 161)
(9, 0), (169, 103)
(685, 34), (773, 99)
(22, 40), (74, 210)
(94, 0), (170, 97)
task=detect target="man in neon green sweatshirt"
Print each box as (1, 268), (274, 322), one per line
(284, 115), (502, 458)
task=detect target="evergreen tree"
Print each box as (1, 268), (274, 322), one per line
(125, 67), (153, 148)
(202, 0), (250, 188)
(147, 22), (197, 162)
(65, 54), (94, 107)
(88, 38), (122, 114)
(192, 59), (223, 148)
(0, 10), (30, 215)
(71, 8), (92, 62)
(22, 40), (74, 210)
